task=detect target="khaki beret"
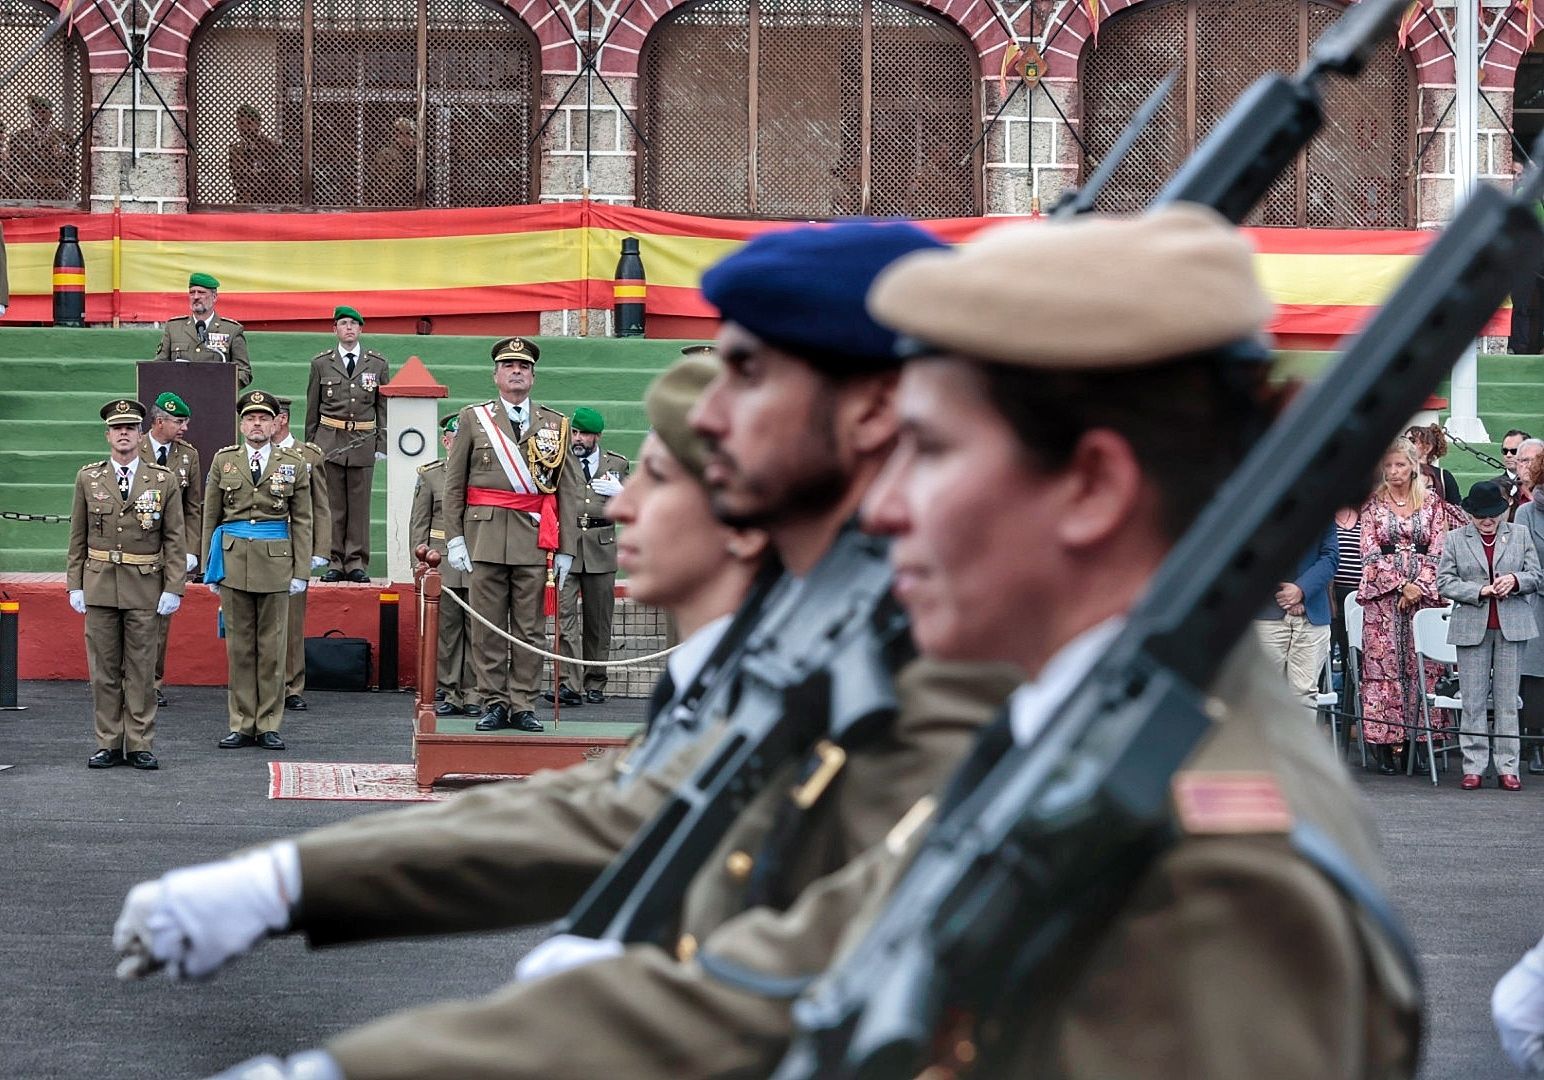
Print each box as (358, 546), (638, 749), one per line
(101, 398), (146, 425)
(645, 355), (719, 483)
(868, 205), (1273, 369)
(237, 389), (277, 417)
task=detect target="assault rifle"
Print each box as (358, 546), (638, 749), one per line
(774, 142), (1544, 1080)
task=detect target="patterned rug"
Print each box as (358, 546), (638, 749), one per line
(268, 761), (524, 803)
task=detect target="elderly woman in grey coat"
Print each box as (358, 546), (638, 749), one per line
(1438, 480), (1543, 790)
(1515, 447), (1544, 774)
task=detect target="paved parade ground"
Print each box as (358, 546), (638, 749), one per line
(0, 680), (1535, 1079)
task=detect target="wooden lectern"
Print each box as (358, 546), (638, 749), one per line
(137, 361), (238, 469)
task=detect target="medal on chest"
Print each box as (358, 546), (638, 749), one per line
(360, 371), (378, 391)
(271, 463), (295, 495)
(133, 488), (162, 530)
(206, 331), (230, 355)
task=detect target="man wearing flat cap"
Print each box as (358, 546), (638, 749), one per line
(139, 392), (204, 707)
(274, 396), (332, 712)
(204, 389), (313, 750)
(155, 273), (253, 389)
(543, 406), (629, 708)
(68, 399), (185, 771)
(411, 413), (477, 716)
(305, 305), (389, 583)
(443, 337), (583, 732)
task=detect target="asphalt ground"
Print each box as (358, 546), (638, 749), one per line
(0, 679), (1536, 1079)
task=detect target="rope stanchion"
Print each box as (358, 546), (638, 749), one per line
(437, 578), (678, 667)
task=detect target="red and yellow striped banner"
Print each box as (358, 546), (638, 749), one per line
(0, 204), (1510, 338)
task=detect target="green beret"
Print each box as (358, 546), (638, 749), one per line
(101, 398), (146, 426)
(334, 305), (364, 325)
(572, 407), (604, 435)
(154, 392), (191, 418)
(189, 272), (220, 291)
(645, 355), (719, 483)
(440, 414), (460, 434)
(237, 389), (277, 417)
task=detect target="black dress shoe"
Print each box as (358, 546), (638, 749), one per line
(127, 750), (159, 770)
(475, 704), (511, 731)
(541, 686), (584, 708)
(434, 700), (460, 716)
(285, 694), (308, 711)
(511, 710), (544, 733)
(322, 569), (343, 582)
(155, 689), (169, 707)
(257, 731), (286, 750)
(88, 748), (124, 769)
(434, 688), (447, 702)
(218, 731), (255, 749)
(463, 703), (485, 718)
(584, 689), (606, 705)
(347, 569), (370, 583)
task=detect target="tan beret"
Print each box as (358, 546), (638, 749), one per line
(645, 354), (719, 483)
(868, 205), (1273, 369)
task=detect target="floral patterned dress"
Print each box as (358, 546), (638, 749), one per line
(1357, 496), (1462, 745)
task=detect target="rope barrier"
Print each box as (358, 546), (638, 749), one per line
(434, 579), (678, 668)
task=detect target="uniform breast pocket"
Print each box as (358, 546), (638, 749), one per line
(598, 533), (614, 546)
(90, 506), (109, 534)
(136, 562), (160, 576)
(265, 540), (292, 558)
(468, 507), (493, 522)
(220, 477), (243, 505)
(320, 377), (342, 400)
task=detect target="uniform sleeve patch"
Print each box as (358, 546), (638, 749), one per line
(1172, 771), (1293, 835)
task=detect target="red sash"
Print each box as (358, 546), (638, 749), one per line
(467, 486), (559, 551)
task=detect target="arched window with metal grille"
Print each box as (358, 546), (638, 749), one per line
(188, 0), (538, 209)
(639, 0), (980, 219)
(1079, 0), (1414, 227)
(0, 0), (87, 207)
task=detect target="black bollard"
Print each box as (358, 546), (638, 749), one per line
(613, 237), (646, 338)
(0, 600), (25, 711)
(378, 591), (399, 692)
(52, 225), (86, 327)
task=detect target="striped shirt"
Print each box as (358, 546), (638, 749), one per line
(1334, 522), (1363, 590)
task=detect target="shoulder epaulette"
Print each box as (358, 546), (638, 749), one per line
(312, 350), (333, 362)
(166, 315), (190, 324)
(81, 460), (108, 473)
(275, 444), (304, 458)
(418, 459), (445, 474)
(217, 443), (240, 454)
(536, 404), (568, 419)
(304, 441), (323, 455)
(365, 348), (389, 361)
(144, 461), (172, 475)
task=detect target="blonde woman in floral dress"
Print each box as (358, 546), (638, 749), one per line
(1358, 437), (1463, 774)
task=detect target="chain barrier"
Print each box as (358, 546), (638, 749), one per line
(1319, 703), (1544, 743)
(435, 580), (678, 667)
(1442, 426), (1507, 473)
(0, 510), (69, 523)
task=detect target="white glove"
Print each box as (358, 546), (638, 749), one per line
(589, 473), (624, 498)
(186, 552), (199, 573)
(0, 303), (7, 317)
(156, 592), (181, 617)
(288, 578), (308, 595)
(374, 451), (387, 461)
(310, 555), (329, 569)
(203, 1050), (344, 1080)
(553, 552), (574, 589)
(68, 589), (86, 614)
(515, 933), (624, 983)
(113, 844), (300, 981)
(1496, 933), (1544, 1074)
(446, 535), (472, 573)
(208, 581), (221, 596)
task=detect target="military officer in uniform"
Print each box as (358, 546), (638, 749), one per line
(204, 389), (313, 750)
(305, 305), (388, 582)
(443, 337), (583, 733)
(544, 406), (628, 707)
(410, 414), (477, 716)
(68, 399), (186, 770)
(274, 396), (332, 712)
(154, 272), (253, 389)
(139, 392), (202, 708)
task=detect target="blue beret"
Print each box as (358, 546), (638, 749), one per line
(701, 220), (947, 373)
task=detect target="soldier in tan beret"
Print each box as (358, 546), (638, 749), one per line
(67, 399), (186, 770)
(154, 273), (253, 389)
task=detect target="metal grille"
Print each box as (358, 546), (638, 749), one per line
(640, 0), (978, 218)
(539, 598), (669, 698)
(0, 0), (86, 206)
(1080, 0), (1413, 227)
(189, 0), (537, 209)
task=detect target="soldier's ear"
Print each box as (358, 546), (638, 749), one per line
(725, 528), (769, 564)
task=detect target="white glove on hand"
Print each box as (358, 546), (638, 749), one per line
(589, 473), (624, 498)
(186, 552), (199, 574)
(310, 555), (329, 569)
(203, 1050), (344, 1080)
(374, 451), (387, 461)
(515, 933), (624, 983)
(553, 552), (574, 589)
(113, 844), (300, 981)
(156, 592), (182, 617)
(68, 589), (86, 614)
(208, 582), (221, 596)
(288, 578), (308, 595)
(1495, 933), (1544, 1074)
(446, 535), (472, 573)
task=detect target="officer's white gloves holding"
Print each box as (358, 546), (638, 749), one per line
(114, 844), (300, 981)
(1496, 933), (1544, 1074)
(187, 552), (199, 574)
(373, 451), (387, 461)
(156, 592), (182, 617)
(514, 933), (623, 983)
(289, 578), (308, 595)
(311, 555), (329, 570)
(446, 535), (472, 573)
(203, 1050), (343, 1080)
(208, 582), (222, 596)
(553, 552), (574, 589)
(68, 589), (86, 614)
(589, 473), (624, 498)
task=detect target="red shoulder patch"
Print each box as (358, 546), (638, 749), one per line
(1172, 771), (1292, 835)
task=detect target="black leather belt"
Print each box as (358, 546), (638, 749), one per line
(578, 515), (612, 529)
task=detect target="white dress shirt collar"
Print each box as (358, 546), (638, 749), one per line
(665, 614), (733, 691)
(244, 442), (273, 472)
(1007, 617), (1125, 746)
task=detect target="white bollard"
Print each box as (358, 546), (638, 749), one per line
(380, 357), (450, 582)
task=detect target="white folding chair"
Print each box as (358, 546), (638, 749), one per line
(1343, 593), (1367, 766)
(1409, 606), (1459, 785)
(1315, 651), (1341, 748)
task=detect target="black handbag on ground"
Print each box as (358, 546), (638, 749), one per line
(304, 629), (372, 691)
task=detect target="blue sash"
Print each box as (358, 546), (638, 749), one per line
(205, 521), (290, 586)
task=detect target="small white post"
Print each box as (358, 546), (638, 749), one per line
(380, 357), (449, 582)
(1447, 0), (1489, 441)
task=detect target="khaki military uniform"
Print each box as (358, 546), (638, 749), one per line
(443, 399), (582, 713)
(283, 439), (332, 699)
(66, 458), (186, 752)
(557, 447), (629, 695)
(322, 648), (1419, 1080)
(139, 435), (202, 695)
(410, 460), (475, 708)
(305, 346), (389, 574)
(154, 314), (253, 389)
(203, 443), (313, 735)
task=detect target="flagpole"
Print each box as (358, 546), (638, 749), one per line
(1447, 0), (1488, 441)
